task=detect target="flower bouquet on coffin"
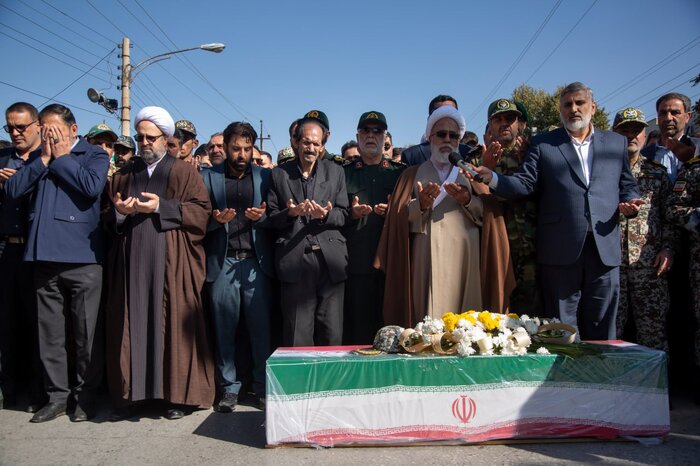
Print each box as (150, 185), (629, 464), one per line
(398, 311), (592, 357)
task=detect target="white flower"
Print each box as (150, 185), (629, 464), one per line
(520, 314), (531, 322)
(536, 347), (550, 355)
(415, 322), (424, 333)
(457, 342), (476, 356)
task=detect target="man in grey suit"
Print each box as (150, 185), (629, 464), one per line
(266, 117), (350, 346)
(468, 82), (643, 340)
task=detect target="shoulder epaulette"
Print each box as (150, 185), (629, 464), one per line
(331, 155), (350, 166)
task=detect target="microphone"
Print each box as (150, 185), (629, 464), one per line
(448, 151), (484, 183)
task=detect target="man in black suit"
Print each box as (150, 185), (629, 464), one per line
(401, 95), (472, 166)
(0, 102), (43, 411)
(265, 117), (350, 346)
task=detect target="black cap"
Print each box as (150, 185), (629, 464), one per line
(357, 111), (388, 130)
(303, 110), (330, 131)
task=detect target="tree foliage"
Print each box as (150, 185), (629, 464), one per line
(511, 84), (610, 135)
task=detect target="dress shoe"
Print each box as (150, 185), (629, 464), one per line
(253, 394), (266, 410)
(30, 402), (67, 423)
(109, 405), (137, 422)
(71, 404), (95, 422)
(26, 403), (43, 414)
(164, 408), (184, 420)
(215, 393), (237, 413)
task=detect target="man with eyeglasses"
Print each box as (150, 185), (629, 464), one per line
(376, 106), (514, 327)
(104, 106), (214, 421)
(342, 112), (404, 344)
(401, 95), (474, 167)
(0, 102), (43, 412)
(383, 131), (394, 159)
(5, 104), (110, 423)
(478, 99), (540, 313)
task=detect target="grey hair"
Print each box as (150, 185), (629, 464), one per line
(209, 131), (224, 140)
(560, 82), (594, 102)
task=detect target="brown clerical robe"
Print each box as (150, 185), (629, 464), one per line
(103, 156), (215, 408)
(374, 164), (516, 328)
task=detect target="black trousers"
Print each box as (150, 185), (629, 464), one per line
(34, 262), (103, 404)
(0, 241), (42, 401)
(280, 250), (344, 347)
(343, 270), (385, 345)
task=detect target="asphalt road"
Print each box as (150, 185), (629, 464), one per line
(0, 391), (698, 466)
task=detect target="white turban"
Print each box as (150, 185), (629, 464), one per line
(424, 105), (466, 141)
(134, 106), (175, 138)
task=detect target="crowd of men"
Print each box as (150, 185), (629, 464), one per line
(0, 81), (698, 424)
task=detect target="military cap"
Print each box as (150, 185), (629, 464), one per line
(85, 123), (118, 141)
(277, 146), (296, 164)
(487, 99), (522, 120)
(113, 135), (135, 150)
(613, 107), (648, 129)
(303, 110), (330, 131)
(175, 119), (197, 136)
(372, 326), (404, 353)
(357, 111), (388, 130)
(514, 101), (529, 123)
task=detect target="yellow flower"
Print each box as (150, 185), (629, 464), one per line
(507, 312), (520, 319)
(442, 312), (458, 332)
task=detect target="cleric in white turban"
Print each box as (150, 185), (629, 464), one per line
(375, 101), (514, 329)
(134, 106), (175, 138)
(105, 105), (215, 416)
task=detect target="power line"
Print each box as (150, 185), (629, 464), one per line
(85, 0), (233, 121)
(0, 79), (116, 118)
(129, 0), (257, 122)
(39, 47), (117, 107)
(0, 29), (112, 86)
(524, 0), (598, 84)
(620, 64), (700, 111)
(598, 36), (700, 105)
(0, 3), (108, 61)
(466, 0), (564, 123)
(17, 0), (116, 52)
(0, 20), (113, 80)
(41, 0), (117, 47)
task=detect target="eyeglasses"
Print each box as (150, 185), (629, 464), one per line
(431, 130), (460, 141)
(358, 127), (385, 135)
(4, 121), (37, 134)
(383, 142), (391, 151)
(135, 133), (164, 144)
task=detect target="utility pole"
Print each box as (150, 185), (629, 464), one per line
(119, 37), (131, 136)
(258, 120), (271, 151)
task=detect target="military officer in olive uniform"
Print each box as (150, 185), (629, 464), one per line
(343, 111), (405, 343)
(666, 147), (700, 396)
(479, 99), (540, 313)
(613, 108), (677, 352)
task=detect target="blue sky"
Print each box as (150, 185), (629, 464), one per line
(1, 0), (699, 155)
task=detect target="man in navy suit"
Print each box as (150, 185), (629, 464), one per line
(401, 95), (472, 166)
(469, 82), (642, 340)
(266, 117), (350, 346)
(201, 122), (273, 412)
(5, 104), (109, 422)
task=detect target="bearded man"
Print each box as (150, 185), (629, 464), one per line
(104, 106), (214, 420)
(375, 106), (514, 327)
(469, 82), (642, 340)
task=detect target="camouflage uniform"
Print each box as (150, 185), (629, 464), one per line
(666, 156), (700, 364)
(617, 157), (678, 351)
(480, 146), (540, 313)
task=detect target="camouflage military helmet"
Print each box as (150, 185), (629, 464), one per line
(613, 107), (648, 129)
(372, 325), (404, 353)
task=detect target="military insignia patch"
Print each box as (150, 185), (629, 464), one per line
(382, 160), (389, 168)
(367, 112), (378, 119)
(673, 180), (687, 192)
(497, 99), (510, 109)
(355, 161), (363, 168)
(306, 110), (319, 118)
(97, 124), (110, 130)
(623, 108), (638, 118)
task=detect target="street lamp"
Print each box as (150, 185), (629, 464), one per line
(119, 38), (225, 136)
